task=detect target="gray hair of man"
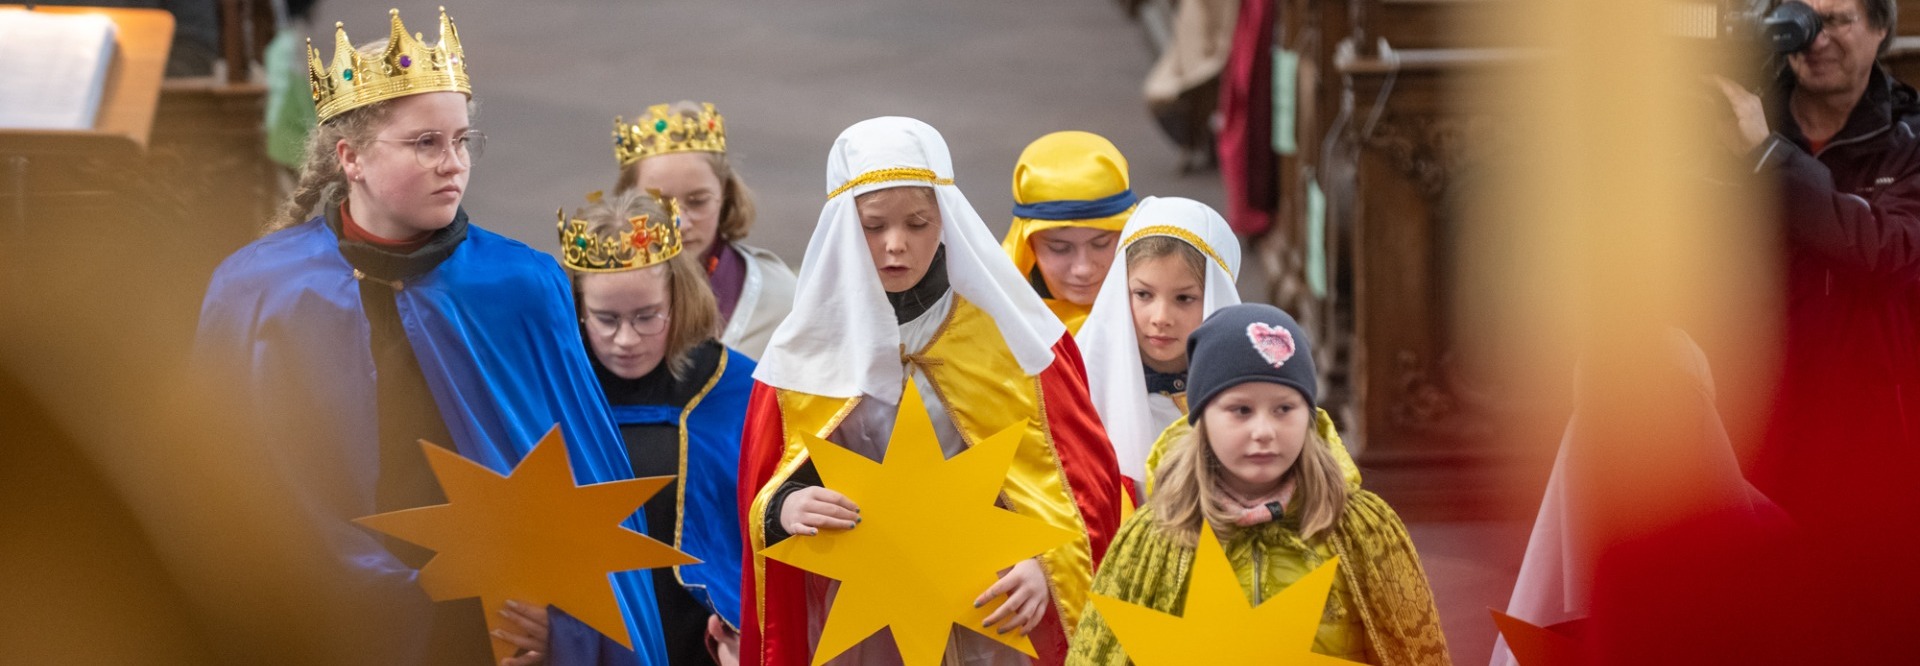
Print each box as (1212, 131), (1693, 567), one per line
(1769, 0), (1898, 55)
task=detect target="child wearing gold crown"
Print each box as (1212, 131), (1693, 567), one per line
(1000, 131), (1137, 335)
(737, 117), (1123, 665)
(1068, 304), (1450, 666)
(194, 8), (671, 666)
(612, 102), (797, 360)
(558, 190), (753, 665)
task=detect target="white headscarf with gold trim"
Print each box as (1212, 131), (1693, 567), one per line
(1076, 196), (1241, 484)
(753, 117), (1066, 400)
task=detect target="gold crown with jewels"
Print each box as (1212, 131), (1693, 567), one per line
(613, 103), (727, 166)
(307, 7), (471, 123)
(557, 191), (685, 273)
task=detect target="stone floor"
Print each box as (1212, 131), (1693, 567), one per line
(305, 1), (1530, 663)
(1407, 518), (1531, 665)
(308, 0), (1225, 265)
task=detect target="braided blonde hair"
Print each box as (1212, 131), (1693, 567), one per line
(262, 102), (396, 234)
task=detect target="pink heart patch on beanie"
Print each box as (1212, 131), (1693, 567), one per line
(1246, 323), (1296, 368)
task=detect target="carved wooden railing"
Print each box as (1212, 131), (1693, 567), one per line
(1258, 0), (1557, 520)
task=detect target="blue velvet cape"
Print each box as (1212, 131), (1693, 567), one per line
(606, 347), (753, 629)
(194, 217), (669, 665)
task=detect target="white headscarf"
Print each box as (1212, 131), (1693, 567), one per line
(752, 117), (1066, 400)
(1491, 330), (1785, 666)
(1075, 196), (1242, 483)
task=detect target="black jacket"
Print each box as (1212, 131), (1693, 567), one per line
(1751, 65), (1920, 521)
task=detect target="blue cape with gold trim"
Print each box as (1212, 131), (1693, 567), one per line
(607, 348), (752, 628)
(195, 217), (668, 665)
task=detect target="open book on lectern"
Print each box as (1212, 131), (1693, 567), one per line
(0, 9), (118, 131)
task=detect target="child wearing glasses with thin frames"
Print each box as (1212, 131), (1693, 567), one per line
(562, 189), (753, 665)
(194, 8), (671, 665)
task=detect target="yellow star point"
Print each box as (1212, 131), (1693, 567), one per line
(1091, 527), (1363, 665)
(759, 382), (1076, 666)
(353, 425), (697, 663)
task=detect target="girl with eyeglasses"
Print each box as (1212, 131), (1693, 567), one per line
(611, 101), (797, 360)
(195, 8), (670, 665)
(563, 190), (753, 666)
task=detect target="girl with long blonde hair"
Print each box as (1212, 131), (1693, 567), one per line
(1070, 304), (1452, 666)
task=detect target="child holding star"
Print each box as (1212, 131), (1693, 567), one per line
(1069, 304), (1451, 666)
(560, 189), (753, 665)
(194, 8), (669, 665)
(738, 117), (1123, 665)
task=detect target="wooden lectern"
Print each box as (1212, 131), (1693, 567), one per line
(0, 5), (174, 229)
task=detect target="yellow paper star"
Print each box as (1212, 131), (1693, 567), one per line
(1091, 527), (1363, 665)
(759, 382), (1077, 666)
(354, 425), (697, 663)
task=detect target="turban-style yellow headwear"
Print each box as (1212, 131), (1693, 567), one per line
(1000, 131), (1137, 276)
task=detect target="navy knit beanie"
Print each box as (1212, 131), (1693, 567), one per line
(1184, 303), (1318, 423)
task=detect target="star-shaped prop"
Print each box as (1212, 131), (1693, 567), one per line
(1491, 610), (1586, 666)
(355, 426), (697, 662)
(759, 382), (1076, 666)
(1091, 527), (1363, 665)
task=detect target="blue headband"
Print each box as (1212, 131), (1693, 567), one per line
(1011, 189), (1137, 221)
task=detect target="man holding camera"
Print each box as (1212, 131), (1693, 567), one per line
(1716, 0), (1919, 527)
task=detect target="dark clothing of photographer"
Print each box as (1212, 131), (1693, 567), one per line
(1747, 64), (1920, 526)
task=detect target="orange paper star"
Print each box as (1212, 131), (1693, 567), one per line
(759, 382), (1077, 666)
(354, 426), (696, 662)
(1491, 610), (1586, 666)
(1091, 527), (1363, 665)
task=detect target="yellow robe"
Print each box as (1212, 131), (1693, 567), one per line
(743, 296), (1121, 655)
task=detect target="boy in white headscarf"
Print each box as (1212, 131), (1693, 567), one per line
(1085, 200), (1362, 505)
(738, 117), (1123, 665)
(1075, 197), (1241, 501)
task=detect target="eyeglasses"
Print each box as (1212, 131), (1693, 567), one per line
(583, 311), (670, 337)
(371, 131), (487, 168)
(1818, 11), (1861, 34)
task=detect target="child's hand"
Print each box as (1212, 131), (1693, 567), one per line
(779, 486), (860, 536)
(495, 599), (549, 666)
(974, 558), (1050, 636)
(706, 614), (740, 665)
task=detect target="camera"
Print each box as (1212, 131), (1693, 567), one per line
(1671, 0), (1822, 54)
(1736, 0), (1822, 54)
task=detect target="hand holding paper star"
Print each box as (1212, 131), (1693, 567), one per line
(354, 426), (696, 663)
(1090, 527), (1363, 665)
(759, 382), (1076, 666)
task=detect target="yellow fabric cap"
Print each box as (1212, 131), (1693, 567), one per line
(1001, 131), (1136, 276)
